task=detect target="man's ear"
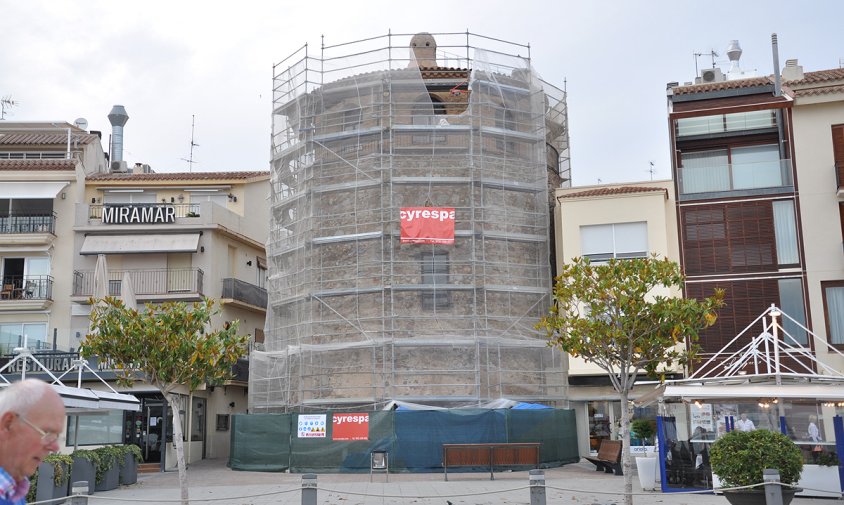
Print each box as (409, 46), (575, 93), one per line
(0, 411), (15, 434)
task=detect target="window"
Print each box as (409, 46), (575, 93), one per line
(103, 190), (156, 204)
(421, 251), (449, 310)
(778, 278), (807, 345)
(822, 281), (844, 346)
(190, 397), (205, 442)
(0, 323), (47, 354)
(256, 256), (268, 289)
(772, 200), (798, 265)
(679, 144), (786, 195)
(580, 222), (647, 262)
(343, 108), (361, 132)
(676, 110), (775, 137)
(832, 125), (844, 189)
(216, 414), (230, 432)
(66, 410), (123, 446)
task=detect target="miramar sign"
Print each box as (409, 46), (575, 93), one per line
(102, 204), (176, 224)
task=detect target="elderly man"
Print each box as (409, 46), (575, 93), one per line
(0, 379), (65, 505)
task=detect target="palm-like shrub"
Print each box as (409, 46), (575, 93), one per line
(710, 429), (803, 487)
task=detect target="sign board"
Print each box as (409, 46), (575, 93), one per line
(297, 414), (326, 438)
(400, 207), (455, 245)
(331, 413), (369, 441)
(102, 204), (176, 224)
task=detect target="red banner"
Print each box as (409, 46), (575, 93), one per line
(332, 413), (369, 441)
(400, 207), (455, 245)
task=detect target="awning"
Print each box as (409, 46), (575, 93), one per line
(0, 383), (140, 412)
(663, 383), (844, 401)
(0, 182), (69, 199)
(80, 233), (201, 255)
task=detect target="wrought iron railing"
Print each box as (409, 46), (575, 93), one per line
(0, 212), (56, 234)
(0, 275), (54, 301)
(222, 278), (267, 309)
(836, 162), (844, 192)
(72, 268), (204, 297)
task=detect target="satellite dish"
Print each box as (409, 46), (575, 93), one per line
(74, 118), (89, 130)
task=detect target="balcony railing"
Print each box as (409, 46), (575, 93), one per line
(88, 203), (201, 220)
(0, 212), (56, 234)
(0, 275), (54, 301)
(679, 159), (793, 196)
(836, 162), (844, 194)
(72, 268), (204, 297)
(222, 278), (267, 310)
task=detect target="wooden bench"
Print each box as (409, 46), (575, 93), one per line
(442, 443), (541, 481)
(584, 439), (623, 475)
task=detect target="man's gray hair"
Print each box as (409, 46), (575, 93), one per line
(0, 379), (52, 417)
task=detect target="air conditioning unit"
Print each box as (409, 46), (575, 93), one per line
(697, 67), (725, 84)
(111, 160), (128, 172)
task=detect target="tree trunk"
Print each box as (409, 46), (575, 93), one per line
(165, 392), (190, 505)
(620, 390), (633, 505)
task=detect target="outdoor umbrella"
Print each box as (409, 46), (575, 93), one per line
(121, 270), (137, 310)
(93, 254), (110, 300)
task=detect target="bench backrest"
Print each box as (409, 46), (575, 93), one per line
(597, 439), (622, 462)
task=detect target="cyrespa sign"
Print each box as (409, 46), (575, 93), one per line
(332, 413), (369, 441)
(400, 207), (455, 245)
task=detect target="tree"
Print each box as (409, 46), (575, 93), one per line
(84, 297), (247, 505)
(537, 255), (723, 505)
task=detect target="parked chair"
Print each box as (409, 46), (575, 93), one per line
(0, 284), (12, 300)
(23, 281), (36, 299)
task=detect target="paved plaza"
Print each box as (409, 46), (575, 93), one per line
(86, 458), (837, 505)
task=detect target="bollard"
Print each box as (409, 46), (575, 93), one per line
(301, 473), (317, 505)
(69, 481), (89, 505)
(529, 469), (546, 505)
(763, 469), (784, 505)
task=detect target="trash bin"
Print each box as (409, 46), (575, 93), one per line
(370, 450), (388, 482)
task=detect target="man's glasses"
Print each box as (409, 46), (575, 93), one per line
(16, 414), (62, 444)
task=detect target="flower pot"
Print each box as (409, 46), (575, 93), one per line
(796, 464), (841, 498)
(95, 465), (120, 492)
(120, 452), (138, 485)
(35, 461), (69, 504)
(70, 456), (96, 495)
(722, 488), (798, 505)
(636, 456), (657, 490)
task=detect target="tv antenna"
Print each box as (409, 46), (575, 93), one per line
(0, 95), (19, 120)
(180, 114), (199, 172)
(694, 50), (719, 76)
(648, 161), (655, 180)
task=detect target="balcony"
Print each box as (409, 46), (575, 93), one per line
(72, 268), (204, 301)
(678, 159), (793, 199)
(0, 212), (56, 235)
(0, 275), (54, 310)
(221, 278), (267, 312)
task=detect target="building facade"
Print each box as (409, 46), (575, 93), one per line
(554, 180), (681, 456)
(252, 32), (571, 412)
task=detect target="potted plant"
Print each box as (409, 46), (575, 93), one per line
(93, 445), (123, 491)
(710, 429), (803, 505)
(26, 453), (73, 503)
(70, 449), (101, 495)
(797, 449), (841, 498)
(632, 419), (658, 490)
(119, 444), (143, 485)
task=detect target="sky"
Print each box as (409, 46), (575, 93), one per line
(2, 1), (842, 186)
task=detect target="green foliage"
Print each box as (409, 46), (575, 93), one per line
(813, 450), (839, 467)
(710, 429), (804, 486)
(123, 443), (144, 463)
(631, 419), (656, 444)
(26, 454), (73, 502)
(537, 255), (724, 389)
(83, 297), (247, 392)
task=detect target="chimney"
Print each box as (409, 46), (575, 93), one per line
(408, 32), (437, 68)
(726, 40), (743, 77)
(107, 105), (129, 162)
(782, 59), (804, 81)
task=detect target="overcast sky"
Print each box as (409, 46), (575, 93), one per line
(2, 1), (842, 186)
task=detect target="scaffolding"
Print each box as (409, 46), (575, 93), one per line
(251, 32), (571, 412)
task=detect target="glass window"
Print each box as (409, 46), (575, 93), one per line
(421, 252), (449, 310)
(778, 278), (807, 345)
(823, 282), (844, 345)
(732, 144), (782, 190)
(190, 397), (205, 442)
(581, 222), (647, 261)
(772, 200), (799, 265)
(725, 110), (775, 131)
(66, 410), (124, 446)
(103, 191), (156, 204)
(680, 149), (730, 194)
(0, 322), (47, 354)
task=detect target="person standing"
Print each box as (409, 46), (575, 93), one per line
(735, 413), (755, 432)
(808, 415), (820, 442)
(0, 379), (66, 505)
